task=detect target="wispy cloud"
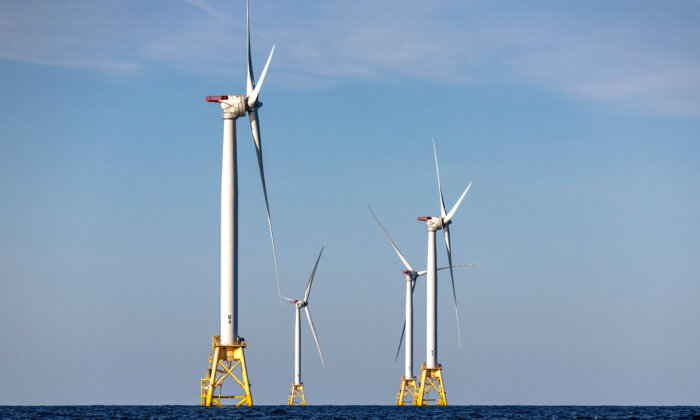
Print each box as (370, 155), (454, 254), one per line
(494, 8), (700, 117)
(0, 1), (143, 73)
(1, 0), (698, 116)
(183, 0), (231, 21)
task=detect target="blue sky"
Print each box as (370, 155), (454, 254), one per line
(0, 0), (698, 405)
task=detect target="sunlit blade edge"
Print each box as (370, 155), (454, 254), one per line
(433, 138), (447, 218)
(305, 306), (325, 370)
(248, 44), (275, 107)
(304, 247), (324, 302)
(367, 205), (414, 272)
(246, 0), (254, 97)
(250, 111), (282, 302)
(444, 226), (462, 347)
(445, 181), (472, 223)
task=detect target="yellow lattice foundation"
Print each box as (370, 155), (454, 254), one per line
(200, 335), (253, 407)
(416, 363), (447, 406)
(288, 383), (306, 405)
(396, 376), (418, 406)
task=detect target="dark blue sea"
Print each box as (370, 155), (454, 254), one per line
(1, 406), (698, 419)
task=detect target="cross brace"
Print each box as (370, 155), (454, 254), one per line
(417, 363), (447, 406)
(200, 336), (253, 407)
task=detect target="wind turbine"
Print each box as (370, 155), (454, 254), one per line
(282, 248), (326, 405)
(202, 0), (279, 407)
(368, 206), (480, 405)
(415, 139), (472, 406)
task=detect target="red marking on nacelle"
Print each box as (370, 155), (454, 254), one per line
(402, 270), (412, 274)
(206, 95), (228, 102)
(417, 216), (432, 221)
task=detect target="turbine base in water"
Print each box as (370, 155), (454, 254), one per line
(288, 383), (306, 405)
(417, 363), (447, 406)
(396, 376), (418, 406)
(200, 336), (253, 407)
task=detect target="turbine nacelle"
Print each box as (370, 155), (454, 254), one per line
(402, 269), (419, 281)
(205, 94), (246, 119)
(418, 216), (448, 231)
(282, 297), (307, 308)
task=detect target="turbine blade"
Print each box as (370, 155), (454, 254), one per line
(444, 225), (462, 347)
(445, 181), (471, 223)
(418, 264), (483, 277)
(248, 110), (282, 302)
(394, 277), (416, 361)
(416, 264), (484, 282)
(433, 138), (447, 218)
(367, 205), (414, 272)
(304, 247), (324, 303)
(437, 263), (485, 271)
(305, 306), (325, 370)
(249, 109), (262, 154)
(246, 0), (255, 98)
(394, 320), (406, 362)
(248, 44), (275, 107)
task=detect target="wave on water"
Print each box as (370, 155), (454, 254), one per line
(1, 405), (699, 419)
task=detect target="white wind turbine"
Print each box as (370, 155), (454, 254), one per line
(202, 0), (279, 407)
(414, 139), (472, 405)
(205, 0), (279, 348)
(368, 206), (480, 405)
(282, 248), (326, 405)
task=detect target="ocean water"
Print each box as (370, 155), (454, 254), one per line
(1, 405), (698, 419)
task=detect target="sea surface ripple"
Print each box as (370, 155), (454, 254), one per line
(1, 405), (698, 419)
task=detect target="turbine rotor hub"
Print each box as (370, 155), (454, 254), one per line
(246, 98), (262, 112)
(418, 216), (444, 231)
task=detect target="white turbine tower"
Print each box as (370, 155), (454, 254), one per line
(282, 248), (326, 405)
(415, 139), (472, 406)
(368, 206), (480, 405)
(202, 0), (279, 407)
